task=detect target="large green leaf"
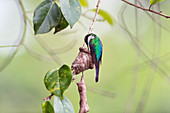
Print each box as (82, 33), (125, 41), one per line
(79, 0), (88, 7)
(58, 64), (73, 97)
(54, 96), (74, 113)
(150, 0), (164, 6)
(33, 1), (61, 34)
(42, 101), (54, 113)
(54, 10), (69, 34)
(60, 0), (82, 28)
(92, 9), (114, 26)
(44, 65), (73, 99)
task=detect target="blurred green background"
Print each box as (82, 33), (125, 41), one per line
(1, 0), (170, 113)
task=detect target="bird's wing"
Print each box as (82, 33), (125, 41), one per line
(90, 44), (100, 82)
(90, 44), (99, 68)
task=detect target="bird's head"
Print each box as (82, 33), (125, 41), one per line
(84, 33), (96, 50)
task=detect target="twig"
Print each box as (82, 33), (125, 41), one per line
(88, 0), (101, 34)
(121, 0), (170, 18)
(137, 1), (170, 31)
(83, 0), (101, 47)
(0, 0), (27, 72)
(136, 6), (162, 113)
(44, 94), (54, 101)
(36, 38), (63, 65)
(0, 45), (18, 48)
(118, 3), (170, 85)
(50, 40), (77, 55)
(77, 73), (89, 113)
(71, 47), (94, 113)
(86, 85), (116, 99)
(125, 0), (140, 112)
(82, 14), (105, 22)
(26, 16), (64, 65)
(24, 44), (54, 63)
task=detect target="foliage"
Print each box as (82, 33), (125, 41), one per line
(33, 0), (114, 35)
(150, 0), (164, 6)
(33, 0), (61, 34)
(54, 96), (74, 113)
(33, 0), (81, 34)
(92, 9), (114, 26)
(32, 0), (114, 112)
(60, 0), (82, 28)
(79, 0), (88, 7)
(43, 64), (74, 113)
(42, 101), (54, 113)
(44, 65), (72, 99)
(54, 11), (69, 34)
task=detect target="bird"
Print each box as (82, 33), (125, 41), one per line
(84, 33), (103, 82)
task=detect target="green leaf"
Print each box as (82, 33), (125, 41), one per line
(54, 96), (74, 113)
(54, 10), (69, 34)
(92, 9), (114, 26)
(42, 101), (54, 113)
(44, 65), (73, 99)
(60, 0), (82, 28)
(33, 1), (61, 34)
(79, 0), (88, 7)
(58, 65), (73, 97)
(150, 0), (164, 6)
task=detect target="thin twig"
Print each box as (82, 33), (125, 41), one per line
(0, 45), (18, 48)
(121, 0), (170, 18)
(88, 0), (101, 34)
(125, 0), (141, 112)
(50, 40), (77, 55)
(86, 85), (116, 99)
(82, 14), (105, 22)
(0, 0), (27, 72)
(118, 4), (170, 84)
(136, 5), (162, 113)
(26, 17), (63, 65)
(36, 38), (63, 65)
(44, 94), (54, 101)
(24, 44), (54, 63)
(137, 1), (170, 31)
(83, 0), (101, 47)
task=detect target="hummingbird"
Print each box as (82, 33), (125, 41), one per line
(84, 33), (103, 82)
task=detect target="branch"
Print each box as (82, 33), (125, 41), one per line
(88, 0), (101, 34)
(44, 94), (54, 101)
(24, 44), (54, 63)
(83, 0), (101, 47)
(77, 74), (89, 113)
(137, 1), (170, 31)
(71, 47), (94, 113)
(118, 4), (170, 84)
(121, 0), (170, 18)
(71, 47), (94, 80)
(0, 0), (27, 72)
(86, 85), (116, 99)
(0, 45), (18, 48)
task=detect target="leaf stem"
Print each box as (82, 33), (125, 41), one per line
(44, 94), (54, 101)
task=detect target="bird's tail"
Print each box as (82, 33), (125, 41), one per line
(95, 66), (99, 82)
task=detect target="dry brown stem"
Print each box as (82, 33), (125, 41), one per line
(77, 75), (89, 113)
